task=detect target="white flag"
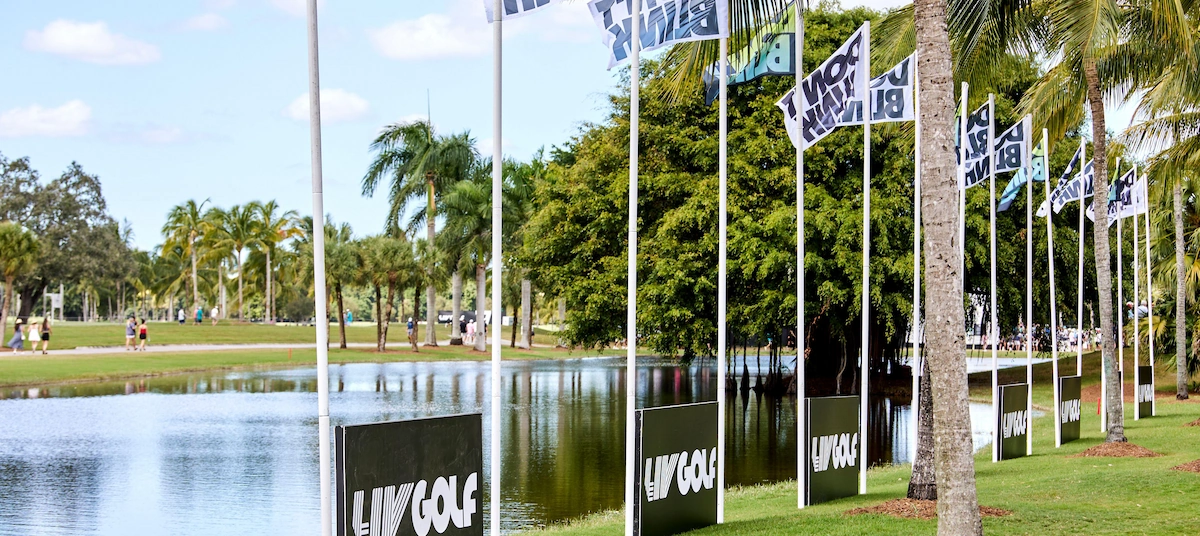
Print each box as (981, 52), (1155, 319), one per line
(994, 115), (1031, 174)
(776, 22), (870, 150)
(838, 54), (915, 125)
(484, 0), (567, 22)
(588, 0), (730, 70)
(957, 103), (991, 189)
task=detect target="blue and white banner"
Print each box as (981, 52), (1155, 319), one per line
(775, 23), (870, 150)
(1037, 144), (1088, 218)
(484, 0), (567, 22)
(956, 103), (991, 189)
(997, 134), (1046, 212)
(588, 0), (730, 70)
(1087, 168), (1142, 226)
(838, 55), (916, 125)
(994, 116), (1032, 174)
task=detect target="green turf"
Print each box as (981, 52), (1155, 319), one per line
(3, 319), (564, 350)
(0, 345), (613, 388)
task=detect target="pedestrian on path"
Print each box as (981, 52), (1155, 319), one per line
(125, 317), (137, 350)
(211, 306), (219, 326)
(38, 317), (51, 354)
(26, 319), (40, 354)
(138, 319), (149, 351)
(407, 317), (419, 352)
(7, 320), (24, 353)
(178, 308), (186, 325)
(194, 306), (203, 325)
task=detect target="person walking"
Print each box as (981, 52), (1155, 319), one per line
(178, 307), (186, 326)
(26, 319), (40, 355)
(125, 317), (137, 350)
(38, 317), (51, 354)
(407, 317), (419, 352)
(7, 320), (24, 353)
(466, 319), (476, 345)
(211, 306), (219, 326)
(194, 306), (203, 326)
(138, 319), (149, 351)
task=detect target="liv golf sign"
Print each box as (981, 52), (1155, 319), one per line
(336, 414), (483, 536)
(805, 396), (860, 505)
(1059, 375), (1082, 444)
(634, 402), (718, 536)
(997, 384), (1029, 461)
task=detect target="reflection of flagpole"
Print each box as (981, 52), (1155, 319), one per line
(1024, 116), (1033, 456)
(1045, 130), (1061, 448)
(988, 93), (998, 464)
(716, 33), (728, 523)
(1133, 164), (1141, 420)
(1145, 175), (1157, 416)
(910, 51), (921, 462)
(490, 1), (504, 533)
(624, 0), (641, 534)
(858, 21), (871, 494)
(305, 0), (332, 534)
(794, 0), (807, 510)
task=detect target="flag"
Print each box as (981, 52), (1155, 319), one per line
(484, 0), (567, 21)
(1086, 168), (1137, 226)
(776, 22), (869, 150)
(588, 0), (730, 69)
(994, 115), (1031, 173)
(997, 133), (1045, 212)
(1036, 144), (1086, 218)
(956, 103), (991, 189)
(703, 3), (796, 105)
(839, 55), (916, 125)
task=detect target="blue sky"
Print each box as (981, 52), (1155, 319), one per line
(9, 0), (1138, 253)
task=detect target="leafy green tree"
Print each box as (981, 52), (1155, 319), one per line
(253, 200), (301, 323)
(163, 199), (210, 313)
(0, 221), (40, 330)
(361, 120), (476, 346)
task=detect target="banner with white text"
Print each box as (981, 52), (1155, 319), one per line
(775, 23), (869, 150)
(484, 0), (567, 22)
(634, 402), (718, 536)
(588, 0), (730, 69)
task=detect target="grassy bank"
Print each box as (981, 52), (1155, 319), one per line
(2, 319), (563, 350)
(534, 394), (1200, 535)
(0, 345), (608, 388)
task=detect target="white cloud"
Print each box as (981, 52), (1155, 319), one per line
(141, 126), (186, 144)
(182, 13), (230, 31)
(0, 100), (92, 138)
(285, 89), (370, 123)
(24, 20), (161, 65)
(369, 12), (489, 60)
(205, 0), (237, 9)
(269, 0), (322, 17)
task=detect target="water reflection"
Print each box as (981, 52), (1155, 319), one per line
(0, 357), (996, 535)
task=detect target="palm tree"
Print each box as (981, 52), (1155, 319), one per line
(209, 204), (262, 321)
(0, 221), (40, 331)
(441, 170), (496, 352)
(163, 199), (210, 314)
(362, 120), (476, 346)
(508, 155), (542, 349)
(326, 236), (361, 349)
(254, 200), (301, 324)
(361, 235), (416, 351)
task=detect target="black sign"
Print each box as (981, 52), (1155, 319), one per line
(634, 401), (718, 536)
(336, 414), (483, 536)
(805, 396), (860, 505)
(1059, 375), (1082, 444)
(996, 384), (1029, 460)
(1138, 365), (1154, 418)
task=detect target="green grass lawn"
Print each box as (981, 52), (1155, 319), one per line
(534, 354), (1200, 535)
(0, 345), (616, 388)
(3, 319), (565, 350)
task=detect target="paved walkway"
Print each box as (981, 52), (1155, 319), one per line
(24, 339), (553, 356)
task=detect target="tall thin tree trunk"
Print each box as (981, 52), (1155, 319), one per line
(1084, 60), (1125, 443)
(914, 0), (983, 532)
(190, 230), (199, 313)
(450, 271), (464, 345)
(1175, 178), (1189, 399)
(266, 248), (272, 323)
(519, 277), (532, 348)
(237, 247), (245, 321)
(510, 303), (518, 348)
(382, 281), (396, 352)
(557, 297), (566, 348)
(474, 263), (487, 352)
(907, 357), (937, 500)
(220, 261), (227, 319)
(0, 277), (12, 335)
(336, 283), (347, 349)
(375, 284), (384, 351)
(425, 178), (439, 347)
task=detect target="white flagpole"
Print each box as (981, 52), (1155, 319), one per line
(490, 1), (504, 533)
(717, 33), (728, 523)
(988, 94), (998, 464)
(910, 52), (922, 461)
(795, 0), (807, 510)
(1024, 116), (1033, 456)
(1116, 161), (1125, 423)
(624, 0), (641, 533)
(859, 20), (871, 494)
(959, 84), (968, 305)
(1045, 130), (1061, 448)
(1133, 164), (1141, 420)
(1145, 175), (1156, 416)
(305, 2), (332, 534)
(1076, 139), (1085, 383)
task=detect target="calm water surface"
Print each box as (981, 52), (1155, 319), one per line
(0, 357), (996, 535)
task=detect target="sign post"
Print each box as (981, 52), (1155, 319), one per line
(1137, 365), (1154, 419)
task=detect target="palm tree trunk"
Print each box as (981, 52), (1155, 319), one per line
(519, 278), (532, 348)
(450, 271), (463, 345)
(426, 179), (439, 347)
(1, 276), (12, 337)
(510, 303), (518, 348)
(474, 263), (487, 352)
(1175, 178), (1189, 399)
(1083, 59), (1125, 443)
(382, 282), (397, 352)
(220, 261), (227, 319)
(557, 297), (566, 348)
(913, 0), (983, 532)
(336, 282), (347, 349)
(190, 231), (199, 313)
(907, 359), (936, 500)
(266, 248), (272, 324)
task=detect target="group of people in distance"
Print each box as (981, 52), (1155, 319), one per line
(6, 317), (51, 354)
(177, 305), (220, 326)
(124, 317), (151, 351)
